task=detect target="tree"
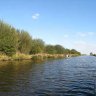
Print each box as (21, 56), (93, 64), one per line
(90, 52), (93, 56)
(63, 49), (71, 54)
(54, 45), (65, 54)
(0, 20), (81, 57)
(45, 45), (56, 54)
(18, 30), (32, 54)
(30, 39), (45, 54)
(70, 49), (81, 55)
(0, 21), (18, 56)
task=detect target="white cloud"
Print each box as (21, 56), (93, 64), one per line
(32, 13), (40, 20)
(77, 32), (95, 37)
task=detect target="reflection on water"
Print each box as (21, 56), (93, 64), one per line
(0, 56), (96, 96)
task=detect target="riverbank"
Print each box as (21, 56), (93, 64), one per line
(0, 53), (64, 61)
(0, 53), (80, 61)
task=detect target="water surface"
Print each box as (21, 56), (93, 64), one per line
(0, 56), (96, 96)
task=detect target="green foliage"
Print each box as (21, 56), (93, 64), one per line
(45, 45), (56, 54)
(0, 20), (81, 57)
(63, 49), (71, 54)
(45, 45), (67, 54)
(0, 21), (18, 56)
(70, 49), (81, 55)
(45, 45), (81, 56)
(54, 45), (65, 54)
(30, 39), (45, 54)
(18, 30), (32, 54)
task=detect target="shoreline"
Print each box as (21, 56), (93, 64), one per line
(0, 53), (80, 61)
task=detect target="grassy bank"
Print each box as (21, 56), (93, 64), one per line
(0, 53), (81, 62)
(31, 54), (66, 62)
(0, 53), (67, 61)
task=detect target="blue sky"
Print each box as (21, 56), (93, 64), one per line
(0, 0), (96, 54)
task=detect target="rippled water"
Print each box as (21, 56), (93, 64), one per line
(0, 56), (96, 96)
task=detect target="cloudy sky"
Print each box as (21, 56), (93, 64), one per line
(0, 0), (96, 54)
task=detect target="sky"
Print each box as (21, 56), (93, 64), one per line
(0, 0), (96, 54)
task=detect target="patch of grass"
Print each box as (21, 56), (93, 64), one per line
(12, 53), (32, 60)
(0, 53), (66, 61)
(0, 54), (10, 61)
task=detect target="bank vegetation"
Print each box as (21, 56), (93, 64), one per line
(0, 20), (81, 61)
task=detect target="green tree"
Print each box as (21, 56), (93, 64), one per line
(0, 20), (81, 57)
(45, 45), (56, 54)
(30, 39), (45, 54)
(0, 21), (18, 56)
(70, 49), (81, 55)
(18, 30), (32, 54)
(54, 45), (65, 54)
(63, 49), (71, 54)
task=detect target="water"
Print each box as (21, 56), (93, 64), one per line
(0, 56), (96, 96)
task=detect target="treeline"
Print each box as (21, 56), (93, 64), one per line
(90, 52), (96, 56)
(0, 20), (81, 56)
